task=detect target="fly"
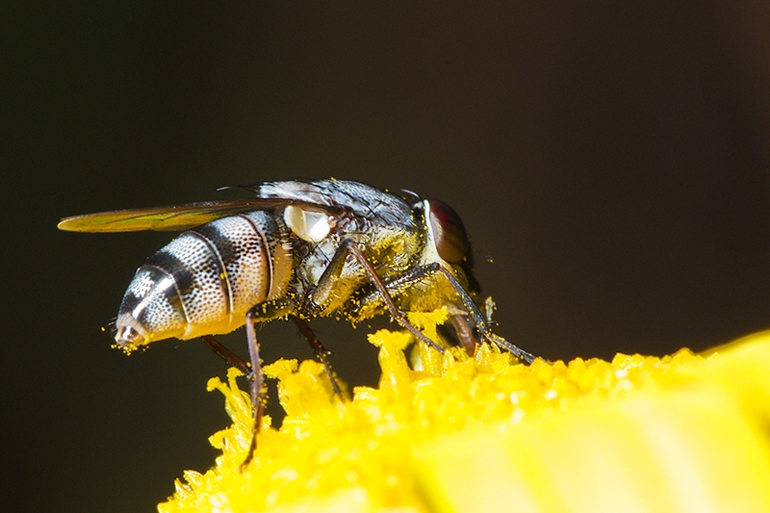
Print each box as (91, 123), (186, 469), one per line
(58, 179), (536, 464)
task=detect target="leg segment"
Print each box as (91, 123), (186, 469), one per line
(202, 335), (251, 375)
(200, 296), (349, 466)
(290, 316), (344, 398)
(353, 261), (536, 363)
(241, 308), (267, 468)
(430, 264), (535, 363)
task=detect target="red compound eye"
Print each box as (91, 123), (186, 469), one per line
(427, 199), (470, 264)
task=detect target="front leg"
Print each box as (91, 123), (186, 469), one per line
(304, 238), (446, 353)
(290, 315), (344, 398)
(352, 262), (536, 363)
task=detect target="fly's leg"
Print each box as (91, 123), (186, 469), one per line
(201, 297), (345, 466)
(199, 297), (298, 467)
(200, 335), (258, 463)
(305, 238), (445, 353)
(430, 264), (535, 363)
(241, 307), (265, 468)
(245, 298), (344, 398)
(238, 296), (307, 467)
(201, 331), (265, 467)
(200, 296), (298, 374)
(202, 335), (251, 374)
(354, 262), (536, 363)
(290, 316), (344, 398)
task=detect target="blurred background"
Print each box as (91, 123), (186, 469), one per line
(4, 2), (770, 511)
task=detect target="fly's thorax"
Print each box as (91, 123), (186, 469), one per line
(367, 225), (423, 273)
(114, 211), (293, 351)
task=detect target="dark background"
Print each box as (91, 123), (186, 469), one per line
(5, 2), (770, 512)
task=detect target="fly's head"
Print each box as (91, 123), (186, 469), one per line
(419, 199), (479, 294)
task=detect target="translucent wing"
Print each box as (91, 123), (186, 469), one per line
(58, 198), (348, 233)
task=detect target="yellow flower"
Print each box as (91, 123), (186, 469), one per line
(159, 310), (770, 513)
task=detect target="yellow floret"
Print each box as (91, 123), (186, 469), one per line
(159, 310), (770, 513)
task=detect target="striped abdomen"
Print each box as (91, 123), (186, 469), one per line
(114, 211), (293, 351)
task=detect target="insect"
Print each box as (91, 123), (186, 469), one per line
(59, 179), (535, 463)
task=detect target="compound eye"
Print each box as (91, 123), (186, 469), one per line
(426, 199), (470, 264)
